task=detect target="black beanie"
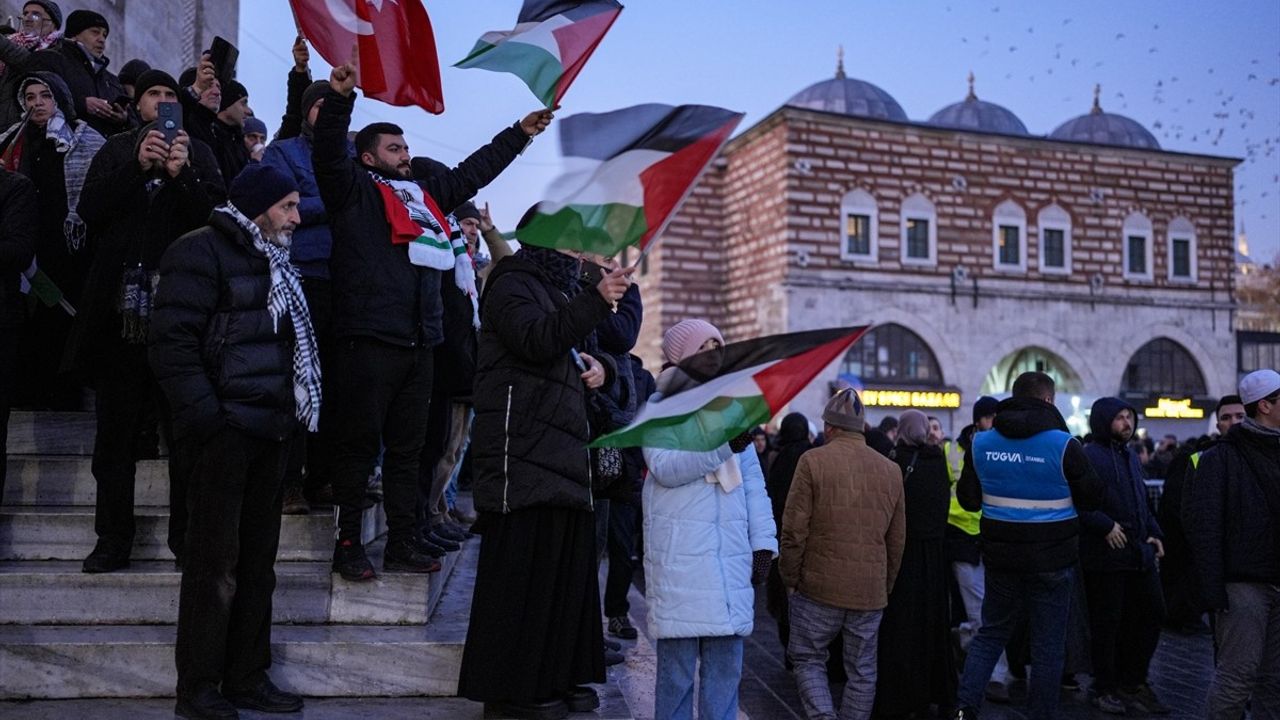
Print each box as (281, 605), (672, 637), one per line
(133, 69), (179, 101)
(23, 1), (62, 30)
(118, 58), (150, 87)
(178, 67), (197, 89)
(972, 395), (1000, 425)
(64, 9), (107, 38)
(220, 80), (248, 112)
(300, 80), (329, 120)
(453, 201), (481, 223)
(229, 164), (299, 221)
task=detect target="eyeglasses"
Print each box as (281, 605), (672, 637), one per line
(21, 11), (52, 32)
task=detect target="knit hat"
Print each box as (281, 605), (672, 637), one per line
(178, 67), (197, 89)
(133, 69), (179, 101)
(662, 319), (723, 365)
(243, 116), (268, 138)
(220, 80), (248, 112)
(23, 1), (62, 30)
(301, 80), (329, 119)
(229, 164), (299, 221)
(64, 9), (107, 38)
(1240, 369), (1280, 405)
(972, 395), (1000, 424)
(897, 409), (930, 446)
(118, 58), (150, 87)
(453, 201), (481, 223)
(822, 388), (866, 432)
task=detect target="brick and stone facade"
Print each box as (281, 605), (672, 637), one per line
(635, 79), (1239, 436)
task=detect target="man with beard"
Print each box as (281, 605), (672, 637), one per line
(150, 163), (319, 719)
(314, 49), (553, 580)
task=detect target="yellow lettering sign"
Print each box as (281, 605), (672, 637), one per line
(1143, 397), (1205, 420)
(861, 389), (962, 409)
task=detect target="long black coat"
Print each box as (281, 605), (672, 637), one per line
(148, 211), (298, 444)
(68, 124), (224, 371)
(28, 40), (127, 137)
(470, 253), (613, 514)
(0, 168), (37, 328)
(311, 90), (527, 348)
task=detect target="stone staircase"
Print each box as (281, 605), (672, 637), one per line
(0, 410), (469, 700)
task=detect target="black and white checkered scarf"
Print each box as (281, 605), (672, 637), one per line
(215, 203), (322, 432)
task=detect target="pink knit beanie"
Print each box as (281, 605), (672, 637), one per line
(662, 319), (724, 365)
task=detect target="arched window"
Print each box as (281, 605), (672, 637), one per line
(992, 200), (1027, 272)
(900, 194), (937, 266)
(981, 346), (1084, 395)
(1167, 217), (1197, 282)
(840, 189), (878, 262)
(1122, 338), (1207, 396)
(1037, 203), (1072, 274)
(1123, 212), (1153, 280)
(841, 323), (943, 385)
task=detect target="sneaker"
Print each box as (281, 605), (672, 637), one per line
(332, 539), (376, 581)
(384, 537), (442, 573)
(432, 523), (469, 543)
(1121, 684), (1172, 715)
(1091, 692), (1128, 715)
(952, 707), (979, 720)
(425, 529), (461, 552)
(984, 680), (1010, 704)
(1061, 673), (1082, 691)
(82, 539), (131, 574)
(608, 615), (638, 640)
(413, 532), (448, 558)
(604, 649), (625, 667)
(281, 486), (310, 515)
(223, 677), (304, 713)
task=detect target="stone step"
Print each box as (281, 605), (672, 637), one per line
(6, 411), (98, 455)
(0, 505), (385, 562)
(0, 544), (464, 625)
(0, 622), (466, 699)
(4, 456), (169, 506)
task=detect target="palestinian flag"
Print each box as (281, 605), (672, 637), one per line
(455, 0), (623, 107)
(592, 327), (870, 452)
(515, 103), (743, 256)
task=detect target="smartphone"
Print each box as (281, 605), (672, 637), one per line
(208, 36), (239, 84)
(580, 260), (607, 287)
(156, 101), (182, 145)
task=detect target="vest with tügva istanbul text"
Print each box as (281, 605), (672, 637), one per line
(971, 429), (1075, 524)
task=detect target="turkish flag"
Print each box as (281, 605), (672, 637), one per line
(291, 0), (444, 114)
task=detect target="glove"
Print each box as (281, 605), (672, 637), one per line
(751, 549), (772, 586)
(728, 431), (754, 454)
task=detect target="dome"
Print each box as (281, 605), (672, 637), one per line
(787, 50), (908, 122)
(928, 73), (1029, 135)
(1050, 85), (1160, 150)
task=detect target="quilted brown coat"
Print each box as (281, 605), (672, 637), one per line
(779, 430), (907, 611)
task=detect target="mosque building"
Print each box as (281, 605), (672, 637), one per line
(631, 54), (1240, 439)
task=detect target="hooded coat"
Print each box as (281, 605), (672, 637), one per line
(766, 412), (812, 528)
(1080, 397), (1164, 573)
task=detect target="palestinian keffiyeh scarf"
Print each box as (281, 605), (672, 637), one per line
(0, 30), (60, 74)
(373, 174), (480, 327)
(214, 203), (323, 432)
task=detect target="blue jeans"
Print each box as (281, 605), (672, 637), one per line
(655, 636), (743, 720)
(957, 566), (1074, 718)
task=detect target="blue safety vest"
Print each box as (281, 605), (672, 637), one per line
(971, 429), (1076, 524)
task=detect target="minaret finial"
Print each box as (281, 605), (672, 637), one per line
(966, 71), (977, 101)
(836, 45), (845, 80)
(1091, 83), (1102, 113)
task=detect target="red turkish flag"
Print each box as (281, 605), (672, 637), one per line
(290, 0), (444, 114)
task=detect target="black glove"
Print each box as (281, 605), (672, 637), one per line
(729, 431), (753, 454)
(751, 549), (772, 586)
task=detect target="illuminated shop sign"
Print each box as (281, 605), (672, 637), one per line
(861, 389), (962, 409)
(1143, 397), (1205, 420)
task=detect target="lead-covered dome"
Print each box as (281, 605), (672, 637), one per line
(929, 73), (1029, 135)
(787, 51), (908, 122)
(1050, 85), (1160, 150)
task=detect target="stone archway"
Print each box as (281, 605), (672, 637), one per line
(981, 346), (1086, 396)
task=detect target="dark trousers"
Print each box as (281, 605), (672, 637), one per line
(0, 326), (15, 501)
(91, 345), (188, 554)
(603, 500), (637, 618)
(328, 336), (433, 543)
(283, 278), (334, 497)
(1085, 567), (1165, 693)
(415, 374), (452, 534)
(175, 426), (288, 695)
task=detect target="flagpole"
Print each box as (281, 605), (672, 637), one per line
(628, 121), (740, 272)
(289, 1), (303, 35)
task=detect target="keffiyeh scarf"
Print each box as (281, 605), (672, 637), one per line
(215, 203), (323, 432)
(0, 30), (60, 74)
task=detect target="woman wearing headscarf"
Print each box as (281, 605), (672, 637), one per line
(0, 70), (103, 408)
(458, 243), (630, 720)
(873, 409), (957, 718)
(765, 412), (811, 655)
(642, 319), (778, 720)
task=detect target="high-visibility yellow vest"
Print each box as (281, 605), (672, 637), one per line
(945, 440), (983, 536)
(1190, 451), (1202, 469)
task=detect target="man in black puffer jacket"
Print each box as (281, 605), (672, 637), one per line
(0, 168), (37, 504)
(313, 54), (553, 580)
(150, 163), (317, 720)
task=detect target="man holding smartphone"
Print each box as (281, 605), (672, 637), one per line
(29, 10), (129, 136)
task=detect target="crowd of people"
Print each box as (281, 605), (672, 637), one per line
(0, 4), (1276, 720)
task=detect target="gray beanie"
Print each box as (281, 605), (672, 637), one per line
(822, 389), (866, 432)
